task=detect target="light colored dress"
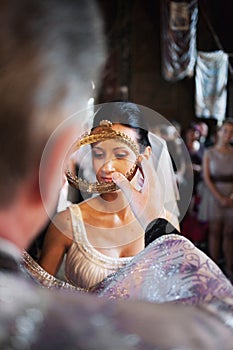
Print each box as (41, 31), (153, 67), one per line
(65, 205), (132, 289)
(198, 147), (233, 222)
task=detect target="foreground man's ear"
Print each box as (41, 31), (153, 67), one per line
(39, 127), (77, 216)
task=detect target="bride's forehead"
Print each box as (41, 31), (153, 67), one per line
(93, 138), (134, 150)
(111, 123), (139, 140)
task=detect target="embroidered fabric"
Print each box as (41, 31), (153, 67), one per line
(23, 221), (233, 307)
(91, 234), (233, 306)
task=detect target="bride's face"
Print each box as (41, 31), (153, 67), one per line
(92, 123), (140, 184)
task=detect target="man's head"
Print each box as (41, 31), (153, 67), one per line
(0, 0), (105, 207)
(0, 0), (105, 247)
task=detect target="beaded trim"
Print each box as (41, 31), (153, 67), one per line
(22, 250), (87, 292)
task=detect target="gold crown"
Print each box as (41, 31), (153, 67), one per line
(65, 120), (139, 193)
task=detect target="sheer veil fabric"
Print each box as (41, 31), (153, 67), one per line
(148, 131), (180, 230)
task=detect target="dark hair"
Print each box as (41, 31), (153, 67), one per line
(92, 102), (151, 151)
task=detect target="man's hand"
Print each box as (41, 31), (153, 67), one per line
(112, 154), (166, 230)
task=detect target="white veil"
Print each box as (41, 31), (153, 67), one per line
(148, 131), (180, 230)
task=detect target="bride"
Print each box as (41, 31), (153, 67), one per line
(32, 102), (180, 289)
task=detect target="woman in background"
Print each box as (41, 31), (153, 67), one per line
(198, 119), (233, 281)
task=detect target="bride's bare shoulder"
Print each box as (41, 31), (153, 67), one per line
(52, 208), (72, 233)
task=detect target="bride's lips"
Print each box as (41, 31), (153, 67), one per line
(100, 177), (113, 183)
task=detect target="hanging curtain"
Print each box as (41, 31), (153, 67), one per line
(161, 0), (198, 81)
(195, 50), (229, 122)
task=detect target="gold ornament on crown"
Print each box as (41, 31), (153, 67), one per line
(65, 120), (140, 193)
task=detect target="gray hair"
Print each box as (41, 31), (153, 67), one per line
(0, 0), (105, 205)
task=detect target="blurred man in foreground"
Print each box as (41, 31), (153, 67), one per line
(0, 1), (232, 349)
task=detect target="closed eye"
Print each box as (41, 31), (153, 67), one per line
(115, 152), (128, 159)
(92, 149), (104, 159)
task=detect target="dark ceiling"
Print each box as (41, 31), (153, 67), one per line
(202, 0), (233, 54)
(98, 0), (233, 55)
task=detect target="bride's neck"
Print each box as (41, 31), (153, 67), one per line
(96, 190), (130, 213)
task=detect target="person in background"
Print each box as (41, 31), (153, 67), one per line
(183, 123), (203, 198)
(159, 123), (186, 186)
(197, 121), (209, 147)
(0, 1), (232, 349)
(198, 119), (233, 281)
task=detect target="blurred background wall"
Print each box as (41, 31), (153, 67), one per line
(96, 0), (233, 130)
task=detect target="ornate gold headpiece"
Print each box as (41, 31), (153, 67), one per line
(65, 120), (140, 193)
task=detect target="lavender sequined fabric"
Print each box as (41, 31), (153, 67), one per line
(92, 234), (233, 304)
